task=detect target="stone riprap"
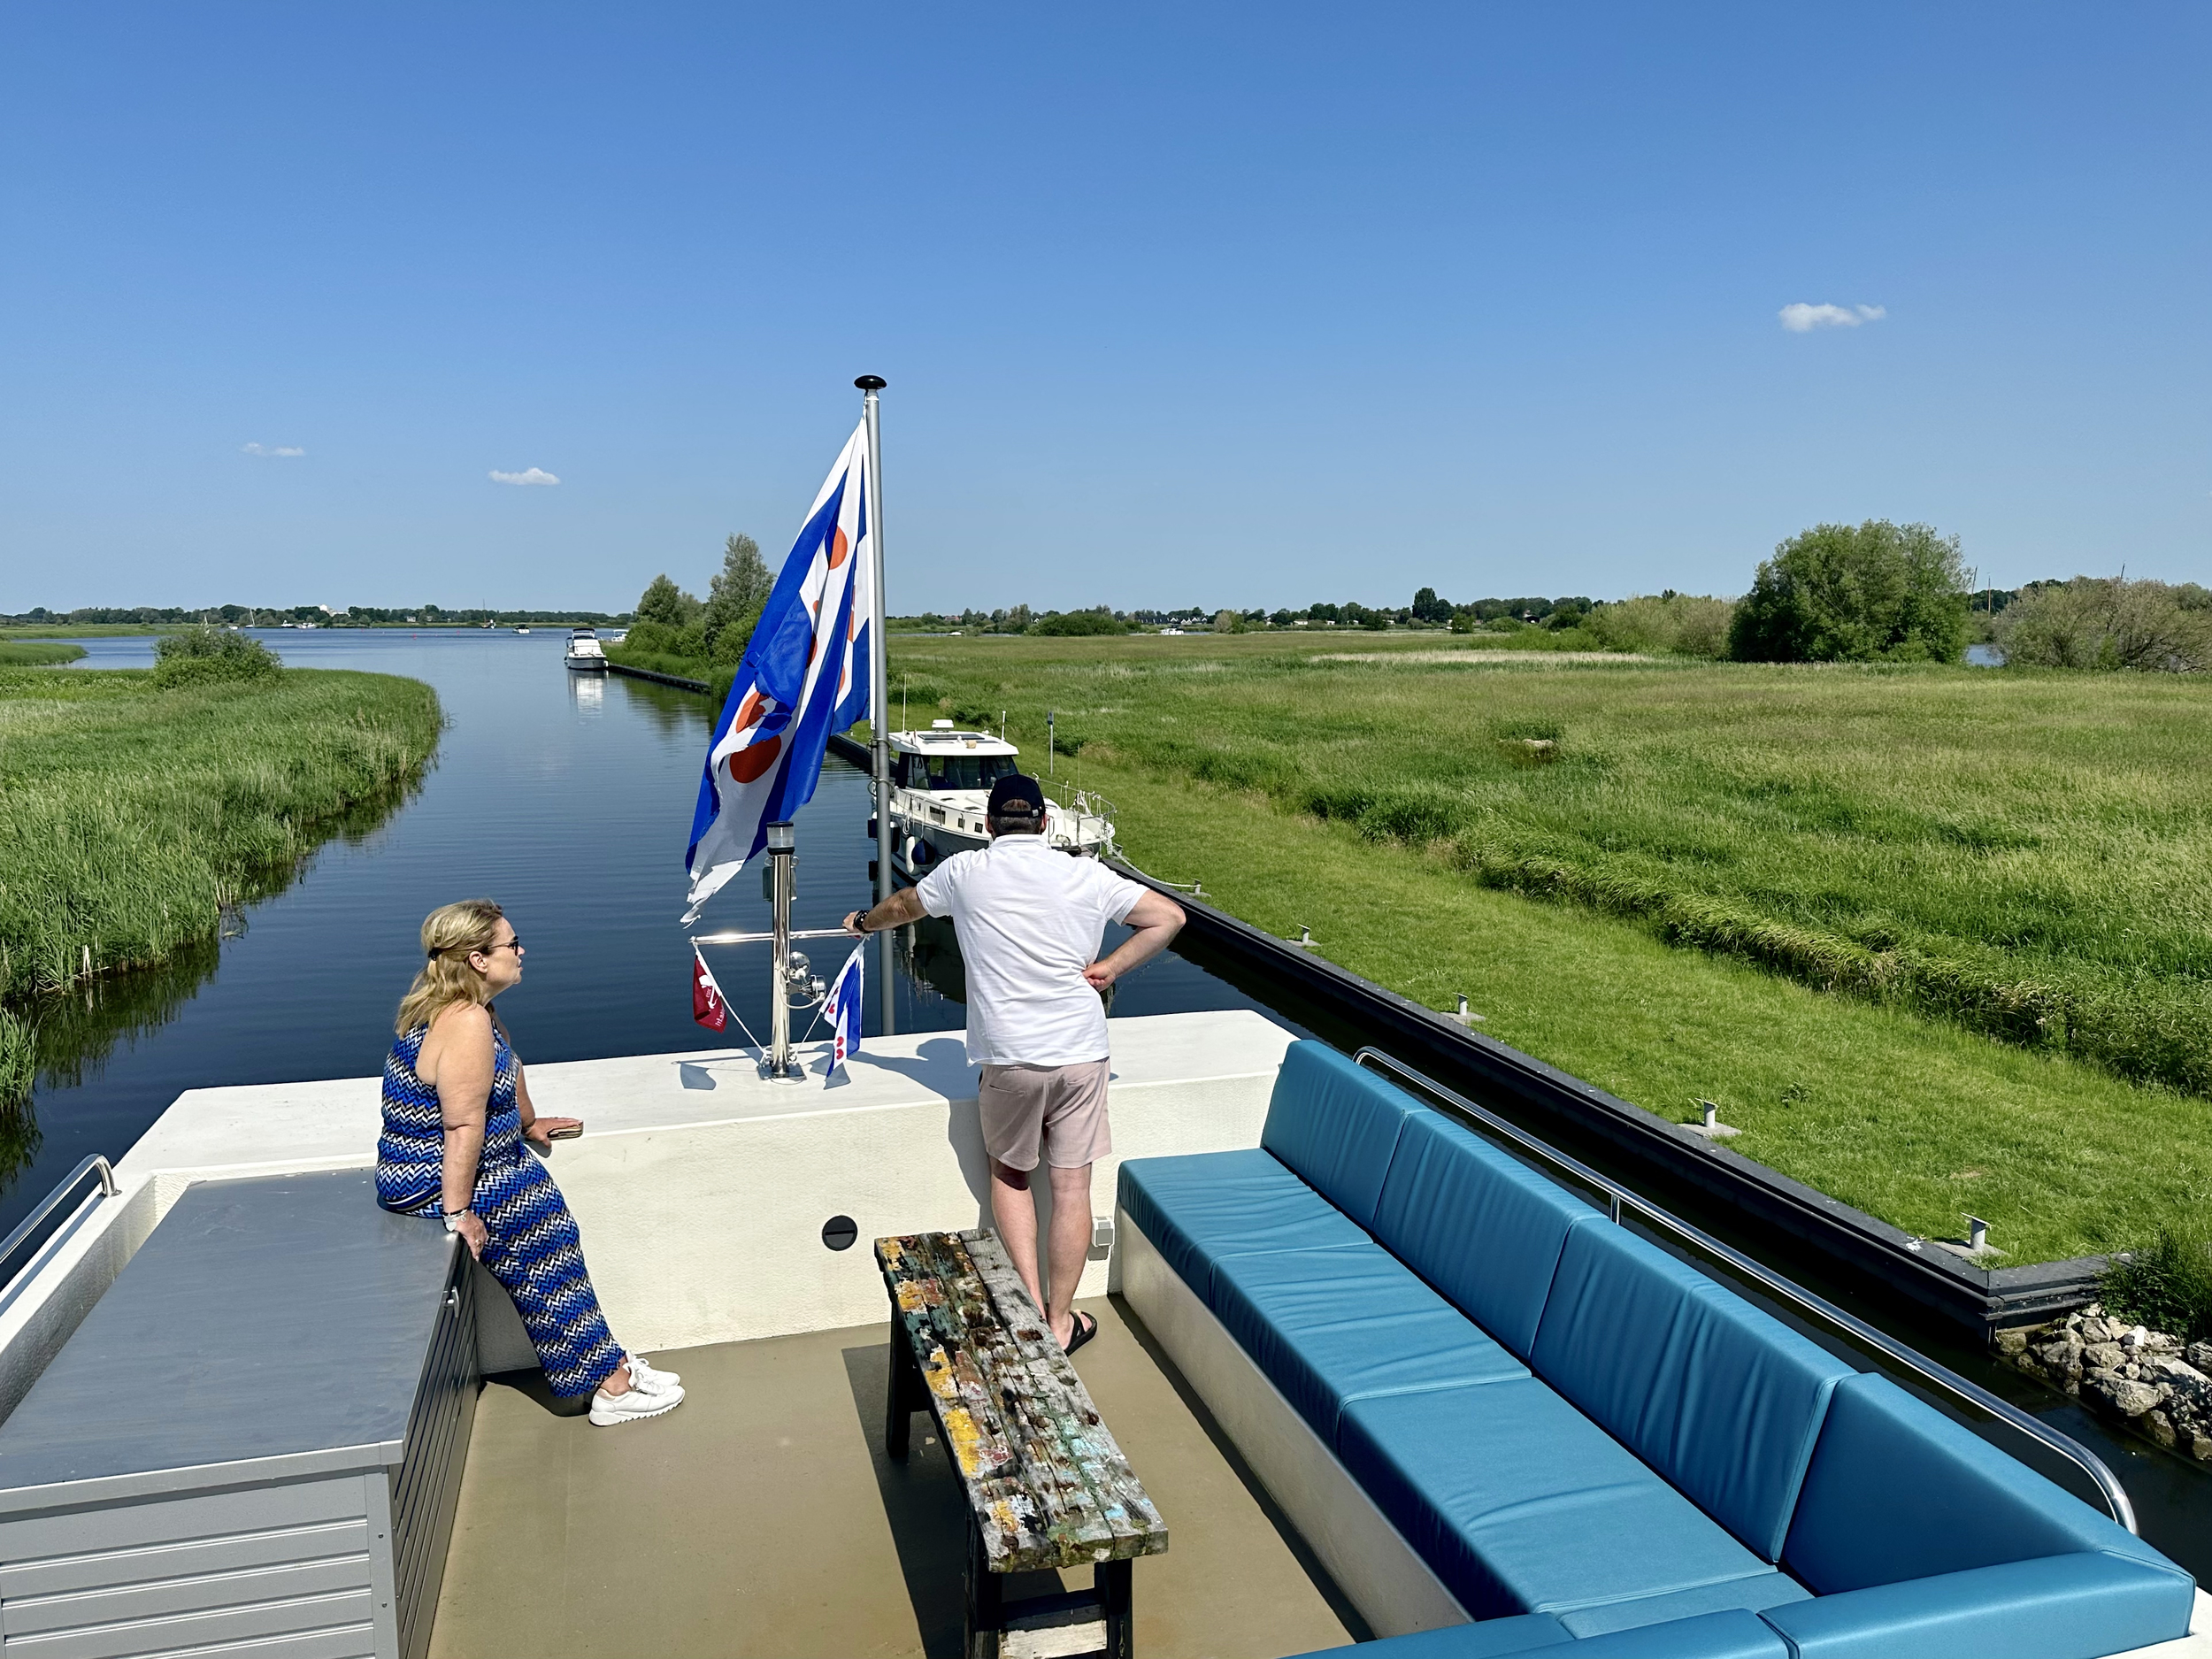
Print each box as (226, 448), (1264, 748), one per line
(1996, 1303), (2212, 1462)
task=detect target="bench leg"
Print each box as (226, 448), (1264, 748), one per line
(964, 1513), (1002, 1659)
(886, 1317), (922, 1461)
(1098, 1556), (1133, 1659)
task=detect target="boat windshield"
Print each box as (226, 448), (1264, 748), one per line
(897, 752), (1019, 791)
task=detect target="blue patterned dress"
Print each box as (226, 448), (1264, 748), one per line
(376, 1018), (624, 1397)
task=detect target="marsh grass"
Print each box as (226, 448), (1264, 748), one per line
(895, 634), (2212, 1096)
(0, 642), (85, 667)
(0, 666), (442, 1002)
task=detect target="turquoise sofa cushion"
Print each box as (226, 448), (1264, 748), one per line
(1782, 1374), (2191, 1600)
(1761, 1552), (2194, 1659)
(1339, 1379), (1776, 1622)
(1559, 1610), (1790, 1659)
(1259, 1041), (1425, 1228)
(1279, 1612), (1571, 1658)
(1530, 1220), (1852, 1562)
(1553, 1573), (1809, 1637)
(1116, 1149), (1367, 1302)
(1370, 1110), (1602, 1359)
(1210, 1245), (1527, 1443)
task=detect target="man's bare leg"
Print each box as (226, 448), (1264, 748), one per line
(990, 1159), (1045, 1317)
(1043, 1162), (1094, 1348)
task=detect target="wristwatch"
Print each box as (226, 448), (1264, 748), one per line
(850, 910), (872, 934)
(443, 1210), (473, 1233)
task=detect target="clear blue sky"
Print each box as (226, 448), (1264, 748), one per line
(4, 4), (2208, 615)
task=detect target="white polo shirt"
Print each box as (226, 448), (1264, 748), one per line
(915, 835), (1148, 1066)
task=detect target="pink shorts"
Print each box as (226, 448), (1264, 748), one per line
(978, 1059), (1113, 1171)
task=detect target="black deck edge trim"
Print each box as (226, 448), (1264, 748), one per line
(1105, 859), (2103, 1334)
(606, 662), (711, 693)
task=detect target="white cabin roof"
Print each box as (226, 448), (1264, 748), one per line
(887, 727), (1018, 757)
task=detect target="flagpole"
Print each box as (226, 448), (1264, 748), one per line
(856, 374), (895, 1035)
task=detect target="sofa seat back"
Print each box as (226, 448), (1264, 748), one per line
(1260, 1041), (1425, 1229)
(1370, 1108), (1601, 1360)
(1531, 1220), (1853, 1563)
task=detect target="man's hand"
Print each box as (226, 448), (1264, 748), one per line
(1083, 960), (1118, 990)
(524, 1117), (581, 1148)
(843, 910), (870, 937)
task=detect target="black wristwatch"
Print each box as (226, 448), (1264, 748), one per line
(850, 910), (872, 935)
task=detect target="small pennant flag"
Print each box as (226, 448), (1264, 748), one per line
(692, 946), (728, 1034)
(826, 941), (864, 1080)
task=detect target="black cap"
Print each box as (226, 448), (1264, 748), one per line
(988, 773), (1047, 818)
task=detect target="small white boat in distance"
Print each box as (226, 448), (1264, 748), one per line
(563, 627), (607, 672)
(515, 626), (531, 635)
(883, 720), (1115, 878)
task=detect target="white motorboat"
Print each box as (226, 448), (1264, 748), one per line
(563, 627), (607, 672)
(880, 719), (1115, 877)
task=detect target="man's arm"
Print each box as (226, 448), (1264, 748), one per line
(1084, 890), (1186, 989)
(844, 886), (929, 936)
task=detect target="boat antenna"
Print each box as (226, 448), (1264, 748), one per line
(902, 673), (908, 736)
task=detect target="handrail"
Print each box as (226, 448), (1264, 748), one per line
(1353, 1047), (2139, 1535)
(0, 1156), (120, 1302)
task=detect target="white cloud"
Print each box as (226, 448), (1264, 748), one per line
(1779, 303), (1886, 333)
(242, 442), (304, 457)
(489, 466), (560, 486)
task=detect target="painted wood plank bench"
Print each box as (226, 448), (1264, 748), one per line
(878, 1228), (1169, 1659)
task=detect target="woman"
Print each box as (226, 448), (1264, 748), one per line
(377, 898), (684, 1426)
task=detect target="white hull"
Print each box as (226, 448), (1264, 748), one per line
(884, 785), (1116, 879)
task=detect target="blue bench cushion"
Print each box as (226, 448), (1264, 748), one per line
(1117, 1149), (1367, 1302)
(1761, 1552), (2194, 1659)
(1210, 1245), (1527, 1445)
(1530, 1220), (1852, 1562)
(1259, 1041), (1425, 1228)
(1369, 1110), (1602, 1360)
(1553, 1574), (1809, 1638)
(1783, 1373), (2192, 1598)
(1340, 1379), (1777, 1623)
(1561, 1610), (1790, 1659)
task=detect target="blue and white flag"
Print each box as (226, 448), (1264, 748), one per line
(684, 420), (874, 921)
(825, 941), (864, 1080)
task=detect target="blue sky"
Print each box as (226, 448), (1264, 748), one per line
(4, 4), (2208, 614)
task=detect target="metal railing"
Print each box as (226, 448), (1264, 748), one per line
(1353, 1047), (2139, 1535)
(0, 1156), (120, 1303)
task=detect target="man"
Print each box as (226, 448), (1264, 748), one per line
(843, 773), (1185, 1354)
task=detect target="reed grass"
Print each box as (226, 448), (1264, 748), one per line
(0, 642), (85, 666)
(0, 666), (442, 1003)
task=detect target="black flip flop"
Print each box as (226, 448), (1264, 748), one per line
(1064, 1310), (1099, 1356)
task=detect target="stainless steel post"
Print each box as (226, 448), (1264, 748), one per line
(766, 819), (797, 1078)
(856, 374), (895, 1035)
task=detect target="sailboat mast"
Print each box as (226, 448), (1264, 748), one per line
(856, 374), (895, 1035)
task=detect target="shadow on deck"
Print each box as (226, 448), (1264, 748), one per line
(429, 1295), (1361, 1658)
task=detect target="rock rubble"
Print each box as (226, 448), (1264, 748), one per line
(1995, 1305), (2212, 1462)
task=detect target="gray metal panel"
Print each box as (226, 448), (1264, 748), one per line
(0, 1171), (457, 1494)
(0, 1479), (365, 1561)
(392, 1249), (476, 1659)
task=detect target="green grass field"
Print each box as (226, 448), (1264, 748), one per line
(887, 632), (2212, 1263)
(0, 665), (443, 1005)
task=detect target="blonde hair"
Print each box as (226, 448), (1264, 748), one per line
(396, 899), (507, 1034)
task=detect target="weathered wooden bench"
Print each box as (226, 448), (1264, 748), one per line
(878, 1228), (1169, 1659)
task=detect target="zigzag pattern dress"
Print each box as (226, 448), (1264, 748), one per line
(376, 1019), (625, 1397)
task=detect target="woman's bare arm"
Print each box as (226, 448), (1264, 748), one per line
(429, 1005), (494, 1247)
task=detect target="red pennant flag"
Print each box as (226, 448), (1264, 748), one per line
(692, 946), (728, 1033)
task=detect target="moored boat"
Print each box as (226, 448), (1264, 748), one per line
(879, 719), (1114, 877)
(563, 627), (606, 672)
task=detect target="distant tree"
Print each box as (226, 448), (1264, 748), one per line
(634, 573), (701, 629)
(702, 534), (773, 664)
(1729, 520), (1969, 664)
(1031, 608), (1130, 636)
(1211, 609), (1245, 634)
(1410, 586), (1453, 624)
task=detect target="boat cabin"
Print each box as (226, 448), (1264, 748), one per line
(888, 722), (1022, 793)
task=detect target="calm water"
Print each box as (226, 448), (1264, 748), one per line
(8, 631), (1273, 1239)
(15, 631), (2210, 1570)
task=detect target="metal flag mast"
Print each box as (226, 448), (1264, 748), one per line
(856, 374), (895, 1035)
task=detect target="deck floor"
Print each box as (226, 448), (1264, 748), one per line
(429, 1294), (1359, 1658)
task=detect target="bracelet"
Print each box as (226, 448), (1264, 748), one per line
(442, 1210), (473, 1233)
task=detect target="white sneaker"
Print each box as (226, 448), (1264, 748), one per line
(589, 1379), (684, 1426)
(626, 1353), (680, 1394)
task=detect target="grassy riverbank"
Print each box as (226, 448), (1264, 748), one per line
(885, 632), (2212, 1263)
(0, 666), (442, 1003)
(0, 642), (85, 666)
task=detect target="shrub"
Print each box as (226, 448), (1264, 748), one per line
(2100, 1219), (2212, 1342)
(1729, 520), (1969, 664)
(1031, 610), (1130, 637)
(1587, 594), (1736, 657)
(1994, 577), (2212, 672)
(150, 626), (280, 687)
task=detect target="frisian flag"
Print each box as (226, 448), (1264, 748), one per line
(683, 420), (873, 922)
(825, 941), (863, 1080)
